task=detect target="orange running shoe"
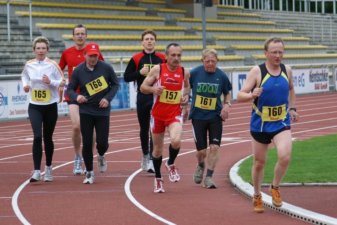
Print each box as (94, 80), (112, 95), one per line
(253, 194), (264, 213)
(270, 186), (283, 207)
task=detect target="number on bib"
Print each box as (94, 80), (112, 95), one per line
(262, 104), (286, 121)
(32, 89), (51, 102)
(142, 64), (154, 76)
(195, 95), (216, 110)
(159, 89), (181, 104)
(85, 76), (108, 96)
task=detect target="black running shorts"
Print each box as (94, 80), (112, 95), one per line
(191, 117), (223, 151)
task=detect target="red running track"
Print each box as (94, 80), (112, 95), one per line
(0, 93), (337, 225)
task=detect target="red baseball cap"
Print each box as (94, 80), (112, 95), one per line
(85, 43), (100, 56)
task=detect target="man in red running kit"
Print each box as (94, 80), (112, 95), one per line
(140, 43), (190, 193)
(59, 24), (104, 175)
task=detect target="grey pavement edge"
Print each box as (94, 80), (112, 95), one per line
(229, 155), (337, 225)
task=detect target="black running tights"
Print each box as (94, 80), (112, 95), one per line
(80, 113), (110, 171)
(28, 103), (58, 170)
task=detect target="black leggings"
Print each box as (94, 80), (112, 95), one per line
(80, 113), (110, 171)
(28, 103), (58, 170)
(136, 92), (153, 156)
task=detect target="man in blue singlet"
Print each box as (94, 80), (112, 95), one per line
(237, 37), (299, 213)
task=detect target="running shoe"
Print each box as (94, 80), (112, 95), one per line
(165, 162), (180, 182)
(253, 194), (264, 213)
(30, 170), (41, 183)
(83, 171), (94, 184)
(73, 157), (83, 175)
(270, 186), (283, 207)
(97, 155), (107, 173)
(44, 166), (53, 182)
(141, 154), (150, 171)
(147, 159), (155, 173)
(154, 178), (165, 193)
(203, 176), (216, 189)
(193, 164), (204, 184)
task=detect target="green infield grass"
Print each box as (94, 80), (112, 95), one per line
(238, 134), (337, 183)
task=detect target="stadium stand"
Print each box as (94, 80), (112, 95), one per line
(214, 36), (311, 45)
(229, 45), (328, 56)
(35, 23), (187, 37)
(99, 45), (226, 56)
(15, 11), (166, 26)
(175, 17), (276, 29)
(252, 53), (337, 65)
(1, 0), (336, 74)
(61, 34), (204, 46)
(257, 10), (337, 51)
(217, 12), (262, 20)
(192, 26), (294, 36)
(217, 4), (244, 12)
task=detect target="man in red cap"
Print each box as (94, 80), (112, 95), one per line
(67, 42), (119, 184)
(59, 24), (104, 175)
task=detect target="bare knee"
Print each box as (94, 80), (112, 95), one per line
(72, 124), (81, 135)
(278, 155), (291, 167)
(209, 145), (219, 153)
(170, 139), (181, 149)
(254, 158), (266, 171)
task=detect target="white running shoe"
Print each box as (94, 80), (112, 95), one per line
(165, 162), (180, 182)
(154, 178), (165, 193)
(203, 176), (217, 189)
(147, 159), (155, 173)
(193, 164), (204, 184)
(30, 170), (41, 183)
(141, 154), (150, 171)
(44, 166), (53, 182)
(97, 155), (107, 173)
(83, 171), (94, 184)
(73, 158), (83, 175)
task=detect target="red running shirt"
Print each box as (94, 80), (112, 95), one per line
(151, 63), (185, 121)
(59, 46), (104, 101)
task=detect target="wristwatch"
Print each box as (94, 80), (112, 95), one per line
(225, 101), (232, 107)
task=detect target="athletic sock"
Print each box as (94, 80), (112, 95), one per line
(152, 156), (162, 178)
(198, 161), (205, 168)
(167, 144), (180, 165)
(206, 169), (214, 177)
(271, 185), (279, 189)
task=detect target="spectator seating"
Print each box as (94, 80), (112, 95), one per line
(1, 0), (335, 75)
(61, 34), (204, 46)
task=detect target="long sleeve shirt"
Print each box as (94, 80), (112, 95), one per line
(124, 50), (165, 92)
(21, 57), (63, 105)
(67, 60), (119, 116)
(59, 46), (104, 101)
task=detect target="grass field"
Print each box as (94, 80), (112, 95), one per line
(238, 134), (337, 183)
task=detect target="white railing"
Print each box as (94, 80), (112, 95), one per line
(5, 0), (32, 42)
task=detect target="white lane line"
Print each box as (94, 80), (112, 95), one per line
(124, 168), (176, 225)
(0, 135), (141, 161)
(11, 147), (139, 225)
(124, 140), (250, 225)
(8, 93), (337, 224)
(12, 179), (30, 225)
(9, 125), (337, 224)
(124, 125), (337, 224)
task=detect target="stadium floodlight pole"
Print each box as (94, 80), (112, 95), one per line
(201, 0), (206, 49)
(29, 0), (32, 42)
(6, 0), (10, 42)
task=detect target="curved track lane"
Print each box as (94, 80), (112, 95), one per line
(0, 93), (336, 225)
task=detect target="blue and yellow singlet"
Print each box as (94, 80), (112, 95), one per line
(250, 63), (291, 132)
